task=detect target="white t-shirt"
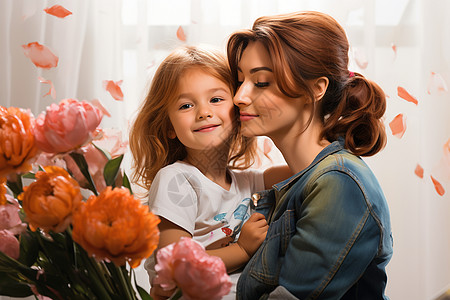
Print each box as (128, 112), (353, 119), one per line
(145, 161), (265, 298)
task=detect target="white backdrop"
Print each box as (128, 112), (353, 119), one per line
(1, 0), (449, 299)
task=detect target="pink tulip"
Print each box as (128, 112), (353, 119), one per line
(155, 237), (232, 300)
(34, 99), (103, 153)
(0, 229), (20, 259)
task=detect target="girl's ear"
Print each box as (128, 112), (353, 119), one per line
(168, 128), (177, 139)
(313, 76), (329, 101)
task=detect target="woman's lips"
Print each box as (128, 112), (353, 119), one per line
(239, 113), (258, 121)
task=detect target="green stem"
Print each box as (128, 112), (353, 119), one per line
(108, 263), (135, 300)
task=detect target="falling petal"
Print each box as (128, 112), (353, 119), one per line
(389, 113), (407, 138)
(430, 175), (445, 196)
(90, 99), (111, 117)
(414, 164), (424, 179)
(263, 138), (273, 159)
(353, 48), (368, 69)
(176, 26), (186, 42)
(427, 72), (448, 94)
(22, 42), (58, 69)
(391, 43), (397, 59)
(44, 5), (72, 18)
(397, 86), (418, 105)
(103, 80), (124, 101)
(38, 76), (56, 99)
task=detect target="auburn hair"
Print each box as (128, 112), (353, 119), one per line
(129, 45), (256, 191)
(227, 11), (386, 156)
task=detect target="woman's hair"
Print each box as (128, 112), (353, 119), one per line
(227, 11), (386, 156)
(129, 45), (256, 190)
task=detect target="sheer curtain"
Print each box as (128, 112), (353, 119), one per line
(1, 0), (449, 299)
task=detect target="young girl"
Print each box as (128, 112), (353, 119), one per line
(129, 45), (290, 299)
(228, 11), (393, 299)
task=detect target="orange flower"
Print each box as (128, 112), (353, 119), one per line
(0, 177), (6, 205)
(72, 187), (160, 268)
(0, 106), (38, 178)
(19, 166), (82, 233)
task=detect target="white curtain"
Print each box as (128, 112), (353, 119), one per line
(1, 0), (449, 299)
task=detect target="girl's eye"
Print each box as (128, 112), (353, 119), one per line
(255, 82), (269, 88)
(179, 103), (193, 110)
(210, 97), (224, 103)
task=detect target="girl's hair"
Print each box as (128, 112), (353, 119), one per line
(227, 11), (386, 156)
(129, 45), (256, 190)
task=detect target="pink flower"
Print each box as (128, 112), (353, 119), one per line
(0, 194), (26, 235)
(64, 144), (109, 192)
(0, 229), (20, 259)
(34, 99), (103, 154)
(154, 237), (231, 300)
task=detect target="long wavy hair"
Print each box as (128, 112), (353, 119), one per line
(227, 11), (386, 156)
(129, 45), (256, 191)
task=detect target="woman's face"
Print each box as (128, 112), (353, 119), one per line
(233, 41), (307, 140)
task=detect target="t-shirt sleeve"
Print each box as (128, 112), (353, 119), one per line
(147, 167), (198, 235)
(244, 168), (265, 193)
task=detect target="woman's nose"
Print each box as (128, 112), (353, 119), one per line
(233, 83), (252, 107)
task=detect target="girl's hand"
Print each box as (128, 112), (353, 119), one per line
(149, 279), (176, 300)
(237, 212), (268, 257)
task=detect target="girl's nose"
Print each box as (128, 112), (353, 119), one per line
(233, 83), (252, 107)
(197, 107), (212, 120)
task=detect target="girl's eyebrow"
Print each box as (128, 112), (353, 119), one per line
(177, 88), (229, 100)
(237, 66), (273, 74)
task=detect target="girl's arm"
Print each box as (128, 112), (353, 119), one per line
(158, 213), (268, 273)
(263, 165), (293, 189)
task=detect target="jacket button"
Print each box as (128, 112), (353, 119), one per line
(251, 193), (260, 207)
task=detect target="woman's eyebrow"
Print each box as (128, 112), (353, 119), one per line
(237, 66), (273, 74)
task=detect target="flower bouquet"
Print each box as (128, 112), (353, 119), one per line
(0, 99), (232, 300)
(0, 99), (160, 299)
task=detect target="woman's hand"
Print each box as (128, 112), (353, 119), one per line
(237, 212), (268, 257)
(149, 279), (176, 300)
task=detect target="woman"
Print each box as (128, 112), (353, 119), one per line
(227, 11), (393, 299)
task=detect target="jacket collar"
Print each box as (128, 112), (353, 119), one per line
(273, 138), (345, 192)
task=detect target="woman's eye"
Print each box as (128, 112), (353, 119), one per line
(210, 97), (224, 103)
(179, 103), (193, 110)
(255, 82), (269, 88)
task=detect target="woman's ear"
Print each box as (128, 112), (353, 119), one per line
(313, 76), (329, 101)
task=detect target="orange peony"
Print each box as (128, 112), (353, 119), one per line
(72, 187), (160, 268)
(0, 177), (6, 205)
(0, 106), (38, 178)
(19, 166), (82, 233)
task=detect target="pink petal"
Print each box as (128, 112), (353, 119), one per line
(44, 5), (72, 18)
(389, 113), (407, 139)
(22, 42), (58, 69)
(430, 175), (445, 196)
(427, 72), (448, 94)
(0, 230), (20, 259)
(414, 164), (424, 179)
(38, 76), (56, 99)
(353, 48), (368, 69)
(391, 43), (397, 56)
(397, 86), (418, 105)
(90, 99), (111, 117)
(103, 80), (124, 101)
(177, 26), (186, 42)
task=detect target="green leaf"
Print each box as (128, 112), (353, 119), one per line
(6, 174), (23, 197)
(0, 272), (33, 297)
(104, 155), (124, 187)
(21, 172), (36, 179)
(69, 151), (98, 195)
(93, 143), (112, 161)
(122, 172), (133, 194)
(18, 231), (39, 267)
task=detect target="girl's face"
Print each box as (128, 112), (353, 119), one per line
(168, 67), (235, 153)
(234, 41), (308, 140)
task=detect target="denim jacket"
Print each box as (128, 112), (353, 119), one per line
(237, 139), (393, 300)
